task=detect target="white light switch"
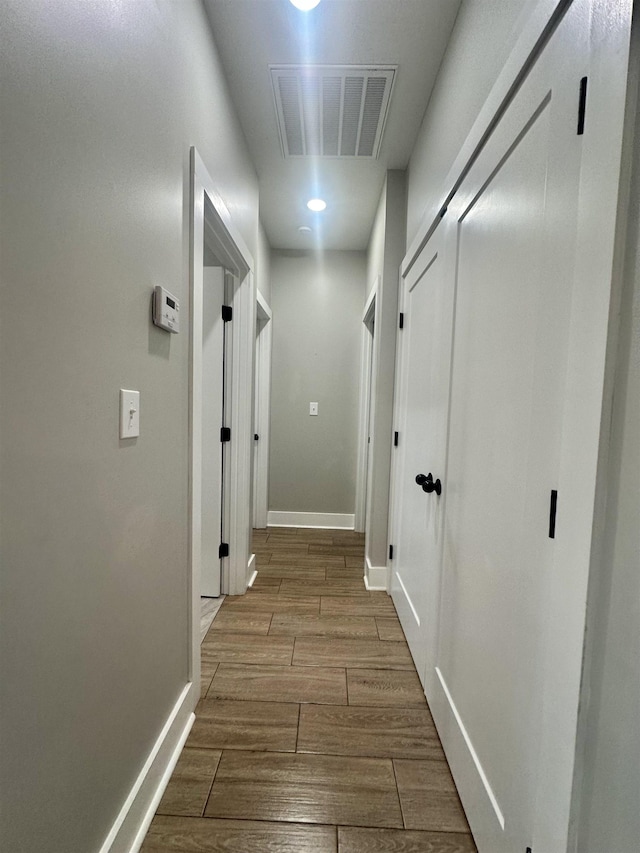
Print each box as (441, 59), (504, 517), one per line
(310, 402), (318, 416)
(120, 390), (140, 439)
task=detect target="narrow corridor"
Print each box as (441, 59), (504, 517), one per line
(142, 528), (476, 852)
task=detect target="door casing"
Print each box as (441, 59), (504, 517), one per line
(355, 278), (379, 548)
(189, 147), (256, 702)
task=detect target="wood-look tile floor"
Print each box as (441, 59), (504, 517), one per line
(142, 528), (477, 853)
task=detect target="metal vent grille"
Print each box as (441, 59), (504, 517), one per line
(270, 65), (396, 159)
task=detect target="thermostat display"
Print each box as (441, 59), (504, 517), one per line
(153, 285), (180, 333)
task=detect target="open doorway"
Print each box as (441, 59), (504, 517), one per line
(252, 291), (272, 531)
(189, 148), (256, 698)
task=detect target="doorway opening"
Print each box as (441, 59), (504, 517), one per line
(189, 148), (256, 700)
(252, 291), (272, 531)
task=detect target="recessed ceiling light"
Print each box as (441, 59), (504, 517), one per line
(289, 0), (321, 10)
(298, 226), (312, 234)
(307, 198), (326, 212)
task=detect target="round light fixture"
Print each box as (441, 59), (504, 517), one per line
(298, 226), (312, 234)
(289, 0), (321, 10)
(307, 198), (327, 212)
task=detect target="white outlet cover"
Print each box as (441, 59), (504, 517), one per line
(120, 389), (140, 439)
(310, 402), (318, 416)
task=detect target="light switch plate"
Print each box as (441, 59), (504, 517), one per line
(120, 390), (140, 439)
(310, 402), (318, 416)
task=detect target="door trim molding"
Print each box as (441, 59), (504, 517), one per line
(355, 278), (379, 531)
(190, 147), (255, 686)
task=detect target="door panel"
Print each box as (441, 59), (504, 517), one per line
(201, 267), (225, 597)
(433, 6), (587, 851)
(391, 224), (454, 687)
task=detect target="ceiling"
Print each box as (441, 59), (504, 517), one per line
(202, 0), (462, 251)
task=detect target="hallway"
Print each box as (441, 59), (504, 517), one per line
(142, 528), (476, 852)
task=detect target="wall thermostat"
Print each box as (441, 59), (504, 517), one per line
(153, 285), (180, 333)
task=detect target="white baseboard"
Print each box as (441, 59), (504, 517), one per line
(364, 556), (389, 591)
(267, 511), (355, 529)
(429, 666), (505, 849)
(99, 683), (195, 853)
(247, 568), (258, 588)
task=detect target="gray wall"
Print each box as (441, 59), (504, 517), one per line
(407, 0), (535, 247)
(269, 250), (365, 515)
(576, 37), (640, 851)
(365, 172), (407, 568)
(0, 2), (258, 851)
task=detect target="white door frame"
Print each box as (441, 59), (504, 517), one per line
(189, 147), (256, 697)
(253, 291), (272, 529)
(355, 277), (379, 532)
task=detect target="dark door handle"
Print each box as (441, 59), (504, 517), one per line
(415, 473), (442, 496)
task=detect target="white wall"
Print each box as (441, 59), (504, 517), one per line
(364, 172), (407, 568)
(269, 250), (365, 516)
(0, 2), (258, 850)
(407, 0), (535, 247)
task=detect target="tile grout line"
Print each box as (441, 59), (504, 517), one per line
(200, 749), (224, 818)
(390, 757), (407, 830)
(294, 703), (301, 752)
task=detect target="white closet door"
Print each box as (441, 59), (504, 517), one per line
(432, 4), (590, 851)
(391, 223), (454, 687)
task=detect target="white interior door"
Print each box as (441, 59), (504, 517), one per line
(432, 6), (589, 851)
(391, 223), (453, 686)
(201, 267), (225, 597)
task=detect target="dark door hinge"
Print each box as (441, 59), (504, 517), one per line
(549, 490), (558, 539)
(222, 304), (233, 322)
(394, 431), (399, 447)
(220, 427), (231, 442)
(577, 76), (588, 135)
(399, 312), (404, 330)
(218, 542), (229, 558)
(254, 433), (259, 441)
(389, 544), (394, 560)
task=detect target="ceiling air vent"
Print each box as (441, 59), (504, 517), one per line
(270, 65), (396, 159)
